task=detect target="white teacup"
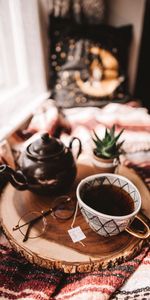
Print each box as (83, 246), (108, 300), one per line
(76, 173), (149, 238)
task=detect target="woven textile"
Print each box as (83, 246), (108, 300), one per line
(112, 246), (150, 300)
(0, 234), (150, 300)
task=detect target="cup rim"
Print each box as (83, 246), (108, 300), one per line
(76, 173), (141, 220)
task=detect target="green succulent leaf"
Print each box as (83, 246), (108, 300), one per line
(92, 126), (125, 159)
(110, 124), (115, 138)
(114, 128), (124, 143)
(104, 128), (110, 143)
(116, 140), (125, 149)
(93, 131), (102, 143)
(92, 137), (102, 145)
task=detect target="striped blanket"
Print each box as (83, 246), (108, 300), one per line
(0, 222), (150, 300)
(0, 103), (150, 299)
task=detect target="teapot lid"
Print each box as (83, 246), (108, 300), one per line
(26, 133), (64, 160)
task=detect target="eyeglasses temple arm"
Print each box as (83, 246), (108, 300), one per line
(23, 222), (33, 242)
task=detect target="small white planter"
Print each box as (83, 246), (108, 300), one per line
(92, 154), (118, 173)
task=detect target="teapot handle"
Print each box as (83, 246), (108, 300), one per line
(69, 137), (82, 159)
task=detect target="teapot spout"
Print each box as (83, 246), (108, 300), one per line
(0, 164), (28, 191)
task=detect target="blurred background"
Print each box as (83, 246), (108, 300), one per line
(0, 0), (149, 141)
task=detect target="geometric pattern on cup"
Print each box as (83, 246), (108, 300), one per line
(80, 206), (129, 237)
(79, 175), (140, 237)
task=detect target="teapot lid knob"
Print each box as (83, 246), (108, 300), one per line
(41, 133), (50, 143)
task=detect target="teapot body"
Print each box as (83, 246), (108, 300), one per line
(19, 147), (77, 195)
(0, 133), (82, 195)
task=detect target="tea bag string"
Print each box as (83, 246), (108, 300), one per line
(70, 200), (78, 228)
(70, 200), (85, 247)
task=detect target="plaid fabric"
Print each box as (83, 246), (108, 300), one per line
(112, 248), (150, 300)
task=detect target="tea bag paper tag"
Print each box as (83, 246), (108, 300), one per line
(68, 226), (86, 243)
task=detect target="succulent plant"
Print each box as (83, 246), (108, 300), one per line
(92, 125), (124, 159)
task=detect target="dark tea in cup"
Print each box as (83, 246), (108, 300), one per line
(82, 184), (135, 216)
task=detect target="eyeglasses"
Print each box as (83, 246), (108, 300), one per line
(13, 195), (75, 242)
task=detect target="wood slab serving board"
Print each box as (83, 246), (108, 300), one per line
(0, 154), (150, 273)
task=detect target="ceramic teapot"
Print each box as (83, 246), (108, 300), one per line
(0, 133), (82, 195)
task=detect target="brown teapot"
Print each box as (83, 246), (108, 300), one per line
(0, 133), (82, 195)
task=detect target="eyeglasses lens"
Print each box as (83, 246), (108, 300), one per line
(18, 211), (47, 239)
(53, 196), (75, 220)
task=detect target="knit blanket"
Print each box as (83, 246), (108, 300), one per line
(0, 232), (150, 300)
(0, 102), (150, 300)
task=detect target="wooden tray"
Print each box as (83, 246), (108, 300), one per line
(0, 155), (150, 273)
